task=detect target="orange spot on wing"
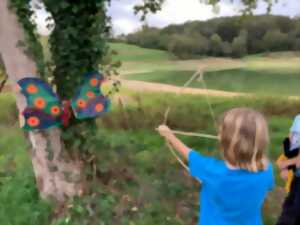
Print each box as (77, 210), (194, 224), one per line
(90, 78), (98, 87)
(51, 106), (61, 116)
(27, 84), (38, 94)
(77, 99), (87, 108)
(86, 91), (95, 98)
(95, 103), (104, 112)
(27, 116), (40, 127)
(34, 97), (46, 109)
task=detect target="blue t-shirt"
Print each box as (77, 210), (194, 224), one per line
(188, 150), (274, 225)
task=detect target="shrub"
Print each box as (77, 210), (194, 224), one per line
(232, 30), (248, 58)
(209, 34), (223, 56)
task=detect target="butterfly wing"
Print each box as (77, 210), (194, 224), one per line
(71, 71), (111, 119)
(17, 77), (62, 130)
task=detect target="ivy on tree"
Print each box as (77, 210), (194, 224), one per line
(9, 0), (46, 77)
(9, 0), (113, 157)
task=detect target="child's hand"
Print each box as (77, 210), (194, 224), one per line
(157, 125), (173, 139)
(280, 169), (289, 180)
(277, 160), (289, 170)
(276, 160), (286, 170)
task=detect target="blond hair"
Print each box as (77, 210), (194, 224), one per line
(219, 108), (269, 172)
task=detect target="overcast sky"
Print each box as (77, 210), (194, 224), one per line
(34, 0), (300, 36)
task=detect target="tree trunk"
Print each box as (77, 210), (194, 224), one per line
(0, 0), (84, 203)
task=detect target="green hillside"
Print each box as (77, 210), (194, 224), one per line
(110, 43), (174, 62)
(115, 43), (300, 96)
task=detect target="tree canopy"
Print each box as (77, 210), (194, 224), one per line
(124, 15), (300, 59)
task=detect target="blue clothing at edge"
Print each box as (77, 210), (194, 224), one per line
(188, 150), (274, 225)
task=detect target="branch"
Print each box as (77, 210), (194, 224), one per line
(134, 0), (165, 21)
(134, 0), (278, 20)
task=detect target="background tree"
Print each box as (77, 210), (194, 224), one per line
(232, 30), (248, 57)
(221, 41), (233, 56)
(210, 34), (223, 56)
(124, 15), (298, 58)
(263, 29), (290, 51)
(0, 0), (88, 204)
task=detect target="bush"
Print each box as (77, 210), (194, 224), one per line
(232, 30), (248, 58)
(168, 34), (209, 58)
(209, 34), (223, 56)
(293, 38), (300, 51)
(221, 41), (232, 56)
(123, 15), (299, 58)
(263, 29), (292, 51)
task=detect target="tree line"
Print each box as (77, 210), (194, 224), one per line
(120, 15), (300, 58)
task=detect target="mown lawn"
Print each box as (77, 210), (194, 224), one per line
(110, 43), (174, 62)
(114, 43), (300, 96)
(125, 67), (300, 96)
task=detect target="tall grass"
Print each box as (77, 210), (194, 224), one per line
(1, 91), (297, 224)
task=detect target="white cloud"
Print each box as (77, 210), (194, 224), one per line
(33, 0), (299, 36)
(30, 0), (53, 36)
(112, 18), (141, 34)
(34, 9), (52, 36)
(145, 0), (237, 28)
(108, 0), (234, 35)
(108, 0), (299, 35)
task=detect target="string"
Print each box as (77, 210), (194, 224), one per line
(162, 71), (203, 172)
(165, 141), (189, 171)
(161, 69), (219, 172)
(198, 72), (218, 131)
(170, 129), (218, 140)
(163, 70), (202, 124)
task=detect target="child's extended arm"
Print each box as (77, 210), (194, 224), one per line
(157, 125), (191, 159)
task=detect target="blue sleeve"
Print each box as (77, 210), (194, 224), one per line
(267, 163), (275, 191)
(188, 150), (216, 182)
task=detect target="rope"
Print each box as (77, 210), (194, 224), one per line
(163, 70), (202, 124)
(198, 72), (218, 130)
(170, 129), (218, 140)
(165, 141), (189, 171)
(161, 69), (219, 172)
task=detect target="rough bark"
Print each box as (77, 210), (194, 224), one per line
(0, 0), (84, 203)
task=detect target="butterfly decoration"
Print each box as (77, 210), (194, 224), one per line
(17, 71), (111, 131)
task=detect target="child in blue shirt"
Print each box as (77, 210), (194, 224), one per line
(158, 107), (274, 225)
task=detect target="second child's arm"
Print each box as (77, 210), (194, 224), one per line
(157, 125), (191, 159)
(277, 157), (298, 170)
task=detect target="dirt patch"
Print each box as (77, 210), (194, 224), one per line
(120, 79), (248, 98)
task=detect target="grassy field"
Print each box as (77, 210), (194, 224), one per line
(110, 43), (174, 62)
(125, 68), (300, 96)
(1, 43), (300, 224)
(1, 89), (299, 224)
(114, 43), (300, 97)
